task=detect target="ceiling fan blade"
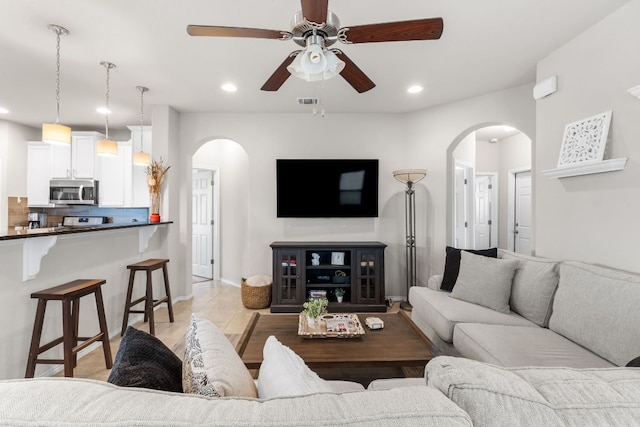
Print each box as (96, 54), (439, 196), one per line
(340, 18), (443, 44)
(261, 53), (298, 91)
(334, 51), (376, 93)
(301, 0), (328, 24)
(187, 25), (290, 40)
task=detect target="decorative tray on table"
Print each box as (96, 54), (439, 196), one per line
(298, 313), (366, 339)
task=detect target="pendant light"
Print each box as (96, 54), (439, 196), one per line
(42, 24), (72, 145)
(133, 86), (151, 166)
(97, 61), (118, 156)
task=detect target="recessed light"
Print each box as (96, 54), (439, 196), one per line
(96, 107), (111, 114)
(0, 107), (9, 114)
(221, 83), (237, 93)
(407, 85), (424, 94)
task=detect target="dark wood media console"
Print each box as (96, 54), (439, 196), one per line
(270, 241), (387, 313)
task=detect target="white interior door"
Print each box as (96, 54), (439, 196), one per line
(454, 162), (474, 248)
(474, 174), (497, 248)
(514, 171), (532, 255)
(192, 169), (214, 278)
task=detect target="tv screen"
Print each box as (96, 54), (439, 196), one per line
(277, 159), (379, 218)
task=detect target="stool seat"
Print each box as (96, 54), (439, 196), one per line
(26, 279), (113, 378)
(121, 258), (174, 336)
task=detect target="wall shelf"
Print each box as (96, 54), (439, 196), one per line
(542, 158), (628, 179)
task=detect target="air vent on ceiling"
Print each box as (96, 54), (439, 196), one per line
(297, 97), (320, 105)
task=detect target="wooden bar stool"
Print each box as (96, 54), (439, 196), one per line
(25, 279), (113, 378)
(121, 258), (174, 336)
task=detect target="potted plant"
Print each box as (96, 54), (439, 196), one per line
(302, 298), (328, 326)
(334, 288), (345, 303)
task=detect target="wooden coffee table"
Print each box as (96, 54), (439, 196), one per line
(236, 310), (434, 382)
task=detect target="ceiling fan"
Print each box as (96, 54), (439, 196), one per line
(187, 0), (443, 93)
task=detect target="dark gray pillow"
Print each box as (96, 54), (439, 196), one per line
(107, 326), (183, 393)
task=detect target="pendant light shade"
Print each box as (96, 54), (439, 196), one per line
(42, 24), (71, 145)
(133, 86), (151, 166)
(42, 122), (71, 145)
(97, 61), (118, 156)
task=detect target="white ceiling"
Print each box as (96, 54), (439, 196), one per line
(0, 0), (629, 133)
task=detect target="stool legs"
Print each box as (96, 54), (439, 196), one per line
(162, 264), (175, 323)
(94, 287), (113, 369)
(25, 299), (47, 378)
(121, 270), (136, 336)
(145, 269), (155, 336)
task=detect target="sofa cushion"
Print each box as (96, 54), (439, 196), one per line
(0, 377), (474, 426)
(182, 314), (257, 398)
(440, 246), (497, 291)
(450, 251), (519, 313)
(548, 261), (640, 367)
(409, 286), (535, 343)
(107, 326), (183, 393)
(427, 356), (640, 426)
(453, 323), (615, 368)
(500, 250), (560, 327)
(258, 335), (333, 399)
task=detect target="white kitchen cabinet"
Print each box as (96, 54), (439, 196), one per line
(51, 131), (103, 179)
(26, 142), (53, 207)
(99, 141), (133, 207)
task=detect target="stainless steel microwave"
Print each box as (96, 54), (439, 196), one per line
(49, 179), (99, 205)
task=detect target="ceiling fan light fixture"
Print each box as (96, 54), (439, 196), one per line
(287, 44), (345, 82)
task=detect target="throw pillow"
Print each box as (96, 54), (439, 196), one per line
(450, 251), (518, 313)
(257, 335), (333, 399)
(107, 326), (183, 393)
(182, 314), (257, 398)
(627, 356), (640, 367)
(440, 246), (498, 291)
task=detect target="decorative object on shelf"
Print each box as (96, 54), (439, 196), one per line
(311, 253), (320, 266)
(332, 270), (349, 284)
(42, 24), (71, 145)
(146, 157), (170, 222)
(393, 169), (427, 311)
(298, 313), (365, 338)
(330, 251), (345, 265)
(96, 61), (118, 156)
(301, 298), (328, 327)
(365, 316), (384, 330)
(334, 288), (345, 303)
(133, 86), (151, 166)
(557, 111), (611, 167)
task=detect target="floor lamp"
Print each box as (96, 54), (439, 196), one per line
(393, 169), (427, 311)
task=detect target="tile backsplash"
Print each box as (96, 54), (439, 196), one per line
(8, 197), (30, 227)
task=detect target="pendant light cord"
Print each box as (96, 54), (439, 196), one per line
(54, 29), (62, 124)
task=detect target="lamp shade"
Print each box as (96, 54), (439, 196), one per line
(42, 122), (71, 145)
(133, 151), (151, 166)
(287, 46), (345, 82)
(393, 169), (427, 184)
(97, 138), (118, 156)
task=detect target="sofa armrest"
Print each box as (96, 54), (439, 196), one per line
(428, 275), (444, 291)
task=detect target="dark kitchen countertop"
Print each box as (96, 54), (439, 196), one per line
(0, 221), (173, 241)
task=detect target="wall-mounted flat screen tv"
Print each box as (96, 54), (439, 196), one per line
(277, 159), (379, 218)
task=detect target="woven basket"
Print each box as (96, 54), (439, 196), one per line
(241, 275), (272, 309)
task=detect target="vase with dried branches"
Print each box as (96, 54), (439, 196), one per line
(146, 157), (170, 222)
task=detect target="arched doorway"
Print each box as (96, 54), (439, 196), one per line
(191, 138), (249, 284)
(449, 124), (532, 253)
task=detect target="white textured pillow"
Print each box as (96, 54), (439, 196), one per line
(258, 335), (333, 399)
(182, 314), (257, 398)
(450, 251), (518, 313)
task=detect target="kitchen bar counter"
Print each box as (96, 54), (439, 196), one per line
(0, 221), (173, 241)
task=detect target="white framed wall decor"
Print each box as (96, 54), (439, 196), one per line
(557, 110), (612, 167)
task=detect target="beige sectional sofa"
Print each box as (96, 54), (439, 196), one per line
(410, 249), (640, 368)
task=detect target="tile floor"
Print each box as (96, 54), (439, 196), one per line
(61, 279), (270, 381)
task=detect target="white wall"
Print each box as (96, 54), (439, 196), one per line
(193, 139), (249, 284)
(535, 0), (640, 272)
(0, 120), (39, 231)
(404, 84), (536, 278)
(476, 139), (500, 172)
(453, 132), (476, 167)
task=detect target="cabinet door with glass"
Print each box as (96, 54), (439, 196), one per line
(355, 249), (384, 304)
(272, 249), (304, 307)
